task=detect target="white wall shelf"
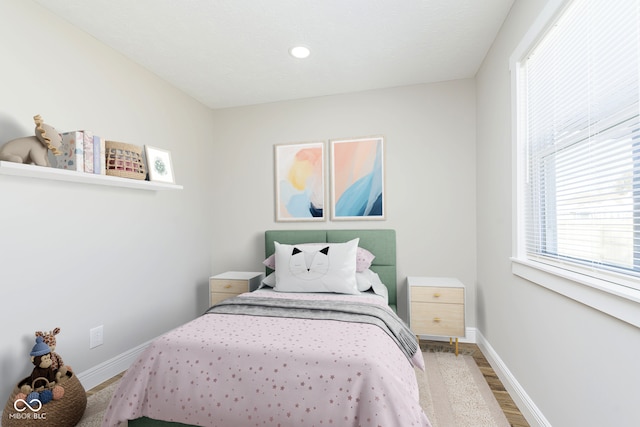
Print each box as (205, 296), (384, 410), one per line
(0, 161), (183, 191)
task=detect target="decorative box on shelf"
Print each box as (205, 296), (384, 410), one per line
(105, 141), (146, 180)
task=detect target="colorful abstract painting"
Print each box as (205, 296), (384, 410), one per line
(274, 141), (326, 221)
(330, 136), (385, 220)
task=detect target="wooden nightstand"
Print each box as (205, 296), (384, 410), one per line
(408, 277), (465, 355)
(209, 271), (264, 306)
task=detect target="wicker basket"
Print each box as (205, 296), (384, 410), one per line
(105, 140), (146, 180)
(2, 372), (86, 427)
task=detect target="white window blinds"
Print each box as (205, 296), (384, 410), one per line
(522, 0), (640, 286)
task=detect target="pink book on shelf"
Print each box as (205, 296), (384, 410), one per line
(82, 130), (94, 173)
(93, 135), (106, 174)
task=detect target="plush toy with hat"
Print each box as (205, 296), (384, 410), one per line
(35, 327), (69, 375)
(27, 336), (57, 390)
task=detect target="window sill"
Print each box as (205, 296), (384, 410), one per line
(511, 258), (640, 328)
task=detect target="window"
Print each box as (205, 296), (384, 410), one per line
(511, 0), (640, 325)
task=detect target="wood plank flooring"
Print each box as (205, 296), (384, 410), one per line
(87, 340), (529, 427)
(85, 373), (122, 397)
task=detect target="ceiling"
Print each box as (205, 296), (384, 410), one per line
(33, 0), (514, 109)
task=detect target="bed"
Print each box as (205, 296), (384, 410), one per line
(102, 229), (430, 427)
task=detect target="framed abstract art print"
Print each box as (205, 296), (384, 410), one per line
(274, 141), (326, 222)
(330, 136), (385, 220)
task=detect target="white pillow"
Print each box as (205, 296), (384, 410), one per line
(356, 268), (386, 295)
(263, 246), (375, 272)
(356, 269), (375, 291)
(273, 238), (359, 294)
(259, 272), (276, 288)
(354, 269), (388, 304)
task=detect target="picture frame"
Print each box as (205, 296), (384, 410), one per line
(274, 141), (326, 222)
(330, 136), (385, 220)
(144, 145), (175, 183)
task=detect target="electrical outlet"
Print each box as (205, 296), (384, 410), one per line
(90, 325), (103, 349)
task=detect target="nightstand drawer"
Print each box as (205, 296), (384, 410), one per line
(209, 271), (264, 307)
(411, 286), (463, 304)
(210, 279), (248, 294)
(209, 291), (240, 305)
(410, 302), (464, 336)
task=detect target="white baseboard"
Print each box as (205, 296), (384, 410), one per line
(475, 330), (551, 427)
(76, 339), (152, 391)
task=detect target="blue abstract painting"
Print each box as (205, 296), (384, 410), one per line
(330, 137), (384, 220)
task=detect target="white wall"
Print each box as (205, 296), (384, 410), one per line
(1, 0), (479, 418)
(0, 1), (478, 410)
(0, 0), (214, 405)
(6, 1), (639, 425)
(476, 1), (640, 426)
(208, 81), (477, 322)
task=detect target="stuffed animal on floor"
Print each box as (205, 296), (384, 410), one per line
(0, 115), (62, 166)
(35, 327), (69, 375)
(27, 336), (57, 390)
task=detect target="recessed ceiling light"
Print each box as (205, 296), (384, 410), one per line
(289, 46), (311, 59)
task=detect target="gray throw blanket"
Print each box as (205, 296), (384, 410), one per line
(206, 295), (418, 362)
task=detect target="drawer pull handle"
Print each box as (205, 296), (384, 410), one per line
(224, 284), (232, 289)
(433, 293), (441, 298)
(433, 317), (441, 323)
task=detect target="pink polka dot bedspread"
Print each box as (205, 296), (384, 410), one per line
(102, 290), (431, 427)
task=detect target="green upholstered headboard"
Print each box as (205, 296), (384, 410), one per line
(264, 229), (397, 312)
